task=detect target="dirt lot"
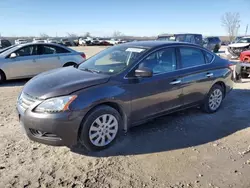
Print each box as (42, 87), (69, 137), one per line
(0, 46), (250, 188)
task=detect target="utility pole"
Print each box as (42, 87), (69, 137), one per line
(245, 25), (248, 36)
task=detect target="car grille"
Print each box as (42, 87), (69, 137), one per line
(18, 92), (39, 111)
(229, 47), (248, 56)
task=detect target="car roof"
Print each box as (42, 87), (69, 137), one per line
(158, 33), (202, 37)
(120, 40), (201, 48)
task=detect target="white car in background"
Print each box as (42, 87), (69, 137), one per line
(33, 38), (46, 43)
(0, 43), (86, 83)
(14, 39), (28, 45)
(226, 37), (250, 59)
(78, 38), (87, 46)
(46, 38), (58, 44)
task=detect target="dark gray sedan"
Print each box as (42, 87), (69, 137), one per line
(17, 41), (234, 151)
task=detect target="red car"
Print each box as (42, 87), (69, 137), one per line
(240, 51), (250, 62)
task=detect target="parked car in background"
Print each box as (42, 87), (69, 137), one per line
(16, 41), (233, 151)
(60, 38), (72, 46)
(33, 38), (46, 43)
(221, 41), (230, 45)
(157, 33), (203, 46)
(91, 38), (101, 45)
(0, 43), (86, 83)
(99, 38), (111, 46)
(46, 38), (58, 44)
(231, 36), (243, 44)
(0, 39), (12, 49)
(78, 38), (87, 46)
(225, 36), (250, 59)
(203, 37), (221, 53)
(15, 39), (28, 45)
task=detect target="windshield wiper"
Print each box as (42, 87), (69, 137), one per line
(80, 68), (102, 74)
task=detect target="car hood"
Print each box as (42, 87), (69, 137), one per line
(228, 43), (250, 48)
(22, 67), (110, 99)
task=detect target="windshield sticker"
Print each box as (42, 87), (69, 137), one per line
(126, 48), (145, 53)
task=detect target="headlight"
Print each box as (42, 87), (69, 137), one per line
(35, 95), (77, 113)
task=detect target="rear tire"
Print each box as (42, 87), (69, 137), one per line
(79, 105), (122, 151)
(63, 62), (77, 67)
(0, 71), (6, 84)
(202, 84), (224, 113)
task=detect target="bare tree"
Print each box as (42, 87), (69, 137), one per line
(113, 31), (124, 38)
(83, 32), (91, 38)
(40, 33), (50, 38)
(67, 33), (78, 38)
(221, 12), (240, 42)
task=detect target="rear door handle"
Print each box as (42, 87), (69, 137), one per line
(170, 79), (181, 85)
(206, 73), (213, 77)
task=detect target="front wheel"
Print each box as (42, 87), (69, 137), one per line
(79, 105), (122, 151)
(202, 84), (224, 113)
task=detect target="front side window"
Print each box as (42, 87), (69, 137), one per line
(138, 48), (177, 74)
(14, 45), (38, 57)
(78, 45), (146, 75)
(180, 47), (205, 68)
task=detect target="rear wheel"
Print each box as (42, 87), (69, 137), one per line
(0, 71), (6, 84)
(63, 62), (77, 67)
(202, 84), (224, 113)
(79, 105), (122, 151)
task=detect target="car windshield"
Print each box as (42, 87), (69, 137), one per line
(78, 45), (147, 75)
(237, 38), (250, 43)
(0, 45), (17, 53)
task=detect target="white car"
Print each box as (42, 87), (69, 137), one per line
(15, 39), (28, 45)
(78, 38), (87, 46)
(0, 43), (86, 82)
(46, 38), (58, 44)
(33, 38), (46, 43)
(226, 37), (250, 59)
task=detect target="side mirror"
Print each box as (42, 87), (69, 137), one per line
(135, 67), (153, 77)
(10, 53), (17, 59)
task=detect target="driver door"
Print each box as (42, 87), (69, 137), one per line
(5, 45), (39, 79)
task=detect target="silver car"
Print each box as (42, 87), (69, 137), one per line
(0, 43), (86, 83)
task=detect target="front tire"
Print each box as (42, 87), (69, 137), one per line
(79, 105), (122, 151)
(202, 84), (224, 113)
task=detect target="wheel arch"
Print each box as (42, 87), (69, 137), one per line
(77, 101), (128, 142)
(212, 81), (226, 98)
(0, 69), (6, 81)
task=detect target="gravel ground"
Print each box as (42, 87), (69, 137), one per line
(0, 46), (250, 188)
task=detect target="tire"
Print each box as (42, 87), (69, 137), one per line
(0, 71), (6, 84)
(241, 72), (249, 78)
(79, 105), (122, 151)
(202, 84), (224, 113)
(63, 62), (77, 67)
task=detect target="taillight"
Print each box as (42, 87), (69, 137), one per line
(80, 53), (86, 59)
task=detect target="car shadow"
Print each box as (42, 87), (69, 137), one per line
(0, 79), (29, 87)
(71, 88), (250, 157)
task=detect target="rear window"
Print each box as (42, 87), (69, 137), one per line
(180, 47), (206, 68)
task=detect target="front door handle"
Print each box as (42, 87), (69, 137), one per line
(170, 79), (181, 85)
(206, 73), (213, 77)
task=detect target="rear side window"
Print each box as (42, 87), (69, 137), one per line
(40, 45), (70, 55)
(204, 51), (214, 63)
(14, 45), (38, 57)
(179, 47), (205, 68)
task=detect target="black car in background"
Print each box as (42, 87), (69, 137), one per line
(157, 33), (203, 46)
(203, 37), (221, 53)
(17, 41), (234, 151)
(0, 39), (12, 49)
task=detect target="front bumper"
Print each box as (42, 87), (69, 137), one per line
(17, 103), (83, 147)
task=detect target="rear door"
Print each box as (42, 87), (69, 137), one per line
(177, 46), (215, 105)
(35, 44), (62, 74)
